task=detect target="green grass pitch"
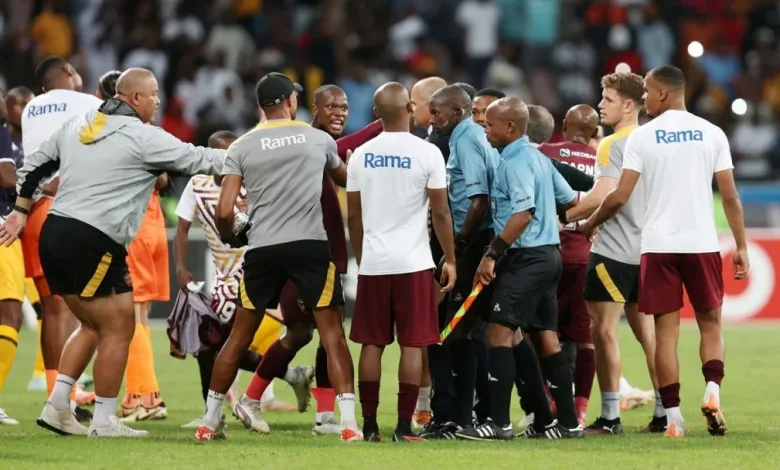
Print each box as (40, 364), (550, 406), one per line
(1, 323), (780, 469)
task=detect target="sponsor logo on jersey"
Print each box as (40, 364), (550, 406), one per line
(560, 148), (596, 159)
(26, 102), (68, 117)
(260, 133), (307, 150)
(364, 153), (412, 169)
(655, 129), (704, 144)
(560, 160), (594, 176)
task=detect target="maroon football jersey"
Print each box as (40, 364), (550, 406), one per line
(538, 141), (596, 265)
(321, 173), (348, 273)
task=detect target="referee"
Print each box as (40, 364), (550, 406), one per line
(1, 68), (225, 438)
(455, 97), (583, 441)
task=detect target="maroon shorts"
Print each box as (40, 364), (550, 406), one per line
(639, 252), (724, 315)
(557, 263), (591, 344)
(349, 269), (438, 347)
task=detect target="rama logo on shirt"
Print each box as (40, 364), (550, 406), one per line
(260, 133), (306, 150)
(364, 153), (412, 169)
(26, 102), (68, 117)
(655, 129), (704, 144)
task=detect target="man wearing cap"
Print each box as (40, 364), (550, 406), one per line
(196, 72), (363, 442)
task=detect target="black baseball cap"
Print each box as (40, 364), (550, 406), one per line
(255, 72), (303, 107)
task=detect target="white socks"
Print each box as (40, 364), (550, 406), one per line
(654, 390), (664, 418)
(316, 411), (335, 424)
(337, 393), (357, 428)
(601, 391), (620, 420)
(283, 368), (297, 384)
(50, 374), (75, 410)
(260, 381), (276, 404)
(665, 406), (684, 425)
(416, 386), (431, 411)
(704, 381), (720, 403)
(93, 396), (117, 427)
(204, 390), (225, 423)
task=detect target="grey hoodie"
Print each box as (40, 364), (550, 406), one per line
(17, 99), (224, 247)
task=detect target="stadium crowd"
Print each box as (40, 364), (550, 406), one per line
(0, 0), (765, 444)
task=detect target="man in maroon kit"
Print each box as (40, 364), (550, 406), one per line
(236, 85), (383, 436)
(537, 104), (600, 426)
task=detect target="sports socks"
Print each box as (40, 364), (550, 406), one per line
(540, 351), (579, 429)
(487, 347), (515, 427)
(659, 382), (683, 424)
(125, 323), (160, 395)
(93, 396), (117, 427)
(702, 359), (724, 402)
(450, 337), (478, 427)
(337, 393), (358, 428)
(600, 391), (620, 420)
(313, 344), (335, 423)
(204, 390), (225, 423)
(50, 373), (75, 410)
(654, 390), (664, 418)
(0, 325), (19, 394)
(573, 348), (595, 417)
(245, 340), (295, 401)
(514, 340), (552, 427)
(398, 382), (418, 430)
(416, 385), (431, 412)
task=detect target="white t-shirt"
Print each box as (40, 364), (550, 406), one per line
(622, 110), (733, 254)
(456, 0), (500, 58)
(347, 132), (447, 275)
(22, 89), (103, 158)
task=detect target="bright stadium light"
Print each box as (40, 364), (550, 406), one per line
(688, 41), (704, 58)
(731, 98), (748, 116)
(615, 62), (632, 73)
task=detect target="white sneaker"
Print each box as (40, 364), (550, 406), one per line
(0, 407), (19, 425)
(36, 402), (87, 435)
(27, 375), (47, 392)
(233, 396), (270, 433)
(88, 415), (149, 438)
(312, 418), (342, 436)
(517, 412), (535, 431)
(286, 366), (314, 413)
(620, 386), (654, 411)
(183, 415), (227, 430)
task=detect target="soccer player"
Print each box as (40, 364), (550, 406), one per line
(409, 76), (447, 428)
(348, 82), (455, 442)
(457, 97), (582, 440)
(0, 88), (24, 425)
(175, 131), (301, 429)
(199, 72), (360, 442)
(472, 88), (505, 128)
(21, 57), (102, 409)
(538, 104), (599, 427)
(566, 72), (661, 434)
(2, 67), (225, 437)
(4, 86), (46, 395)
(582, 65), (747, 438)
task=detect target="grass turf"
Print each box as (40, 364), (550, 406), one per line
(1, 323), (779, 469)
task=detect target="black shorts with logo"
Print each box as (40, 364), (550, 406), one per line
(39, 215), (132, 298)
(489, 245), (563, 332)
(584, 252), (639, 303)
(445, 229), (494, 330)
(237, 240), (344, 314)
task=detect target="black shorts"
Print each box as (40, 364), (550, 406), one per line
(446, 229), (494, 327)
(39, 215), (131, 298)
(236, 240), (344, 313)
(584, 252), (639, 303)
(489, 245), (562, 332)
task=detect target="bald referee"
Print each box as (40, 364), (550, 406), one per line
(0, 67), (225, 438)
(200, 72), (362, 442)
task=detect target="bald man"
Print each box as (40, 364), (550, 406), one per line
(410, 77), (447, 133)
(1, 67), (225, 438)
(20, 57), (102, 417)
(537, 104), (599, 426)
(348, 82), (455, 442)
(457, 97), (583, 441)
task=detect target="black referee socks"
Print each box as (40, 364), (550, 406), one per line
(514, 340), (553, 427)
(487, 347), (515, 427)
(451, 338), (478, 427)
(540, 351), (579, 429)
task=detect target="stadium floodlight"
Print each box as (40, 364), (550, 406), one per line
(731, 98), (748, 116)
(688, 41), (704, 58)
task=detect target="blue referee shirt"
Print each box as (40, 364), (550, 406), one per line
(446, 117), (500, 232)
(491, 136), (575, 249)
